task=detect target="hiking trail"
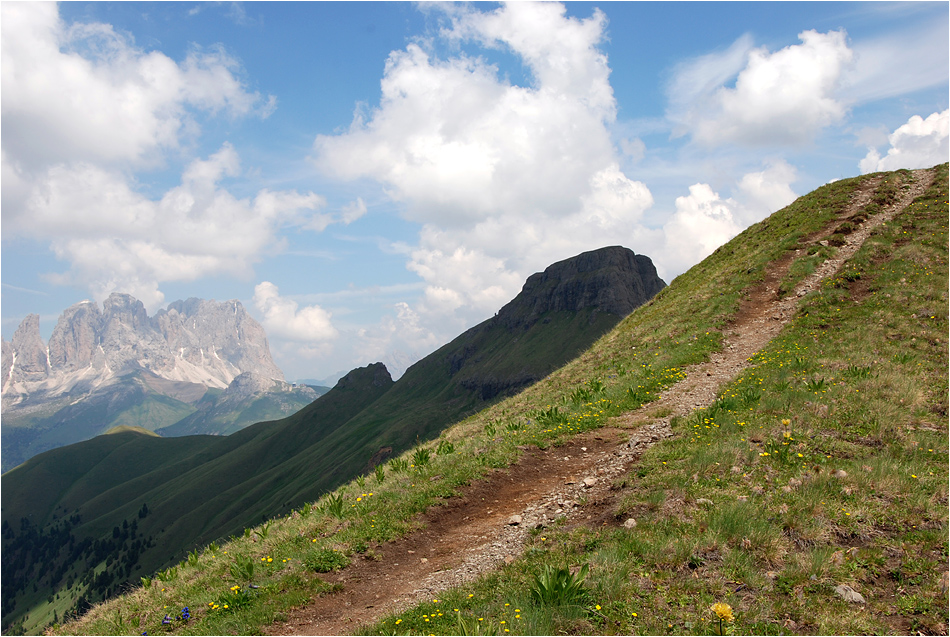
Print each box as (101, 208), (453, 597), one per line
(269, 168), (933, 636)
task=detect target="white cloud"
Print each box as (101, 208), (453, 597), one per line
(253, 282), (338, 342)
(0, 2), (273, 179)
(841, 21), (950, 104)
(355, 301), (440, 379)
(0, 3), (332, 310)
(734, 160), (799, 225)
(313, 2), (655, 342)
(14, 145), (325, 310)
(655, 161), (798, 278)
(669, 30), (853, 146)
(859, 110), (949, 174)
(661, 184), (742, 275)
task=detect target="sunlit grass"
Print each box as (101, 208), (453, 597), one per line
(53, 166), (947, 636)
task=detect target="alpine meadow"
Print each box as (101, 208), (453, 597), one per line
(2, 2), (948, 636)
(5, 164), (944, 635)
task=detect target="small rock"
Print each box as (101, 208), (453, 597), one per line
(696, 498), (714, 507)
(420, 557), (428, 563)
(788, 478), (802, 487)
(737, 495), (748, 502)
(834, 584), (865, 604)
(623, 518), (637, 529)
(833, 469), (848, 479)
(507, 515), (522, 526)
(583, 477), (598, 488)
(581, 447), (587, 452)
(765, 571), (778, 580)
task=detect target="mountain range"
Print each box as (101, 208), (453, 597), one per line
(1, 245), (665, 630)
(1, 294), (321, 472)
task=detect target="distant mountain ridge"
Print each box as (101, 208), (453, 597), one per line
(0, 294), (301, 471)
(1, 294), (282, 412)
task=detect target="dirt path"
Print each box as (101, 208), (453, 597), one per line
(269, 169), (933, 636)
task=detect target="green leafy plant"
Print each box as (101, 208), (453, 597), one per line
(374, 464), (386, 484)
(412, 446), (431, 468)
(139, 576), (152, 589)
(388, 457), (409, 473)
(304, 548), (350, 573)
(842, 364), (873, 379)
(229, 554), (255, 583)
(570, 386), (593, 404)
(254, 521), (271, 540)
(155, 566), (178, 582)
(530, 563), (590, 606)
(187, 549), (200, 567)
(355, 474), (366, 489)
(321, 492), (346, 519)
(436, 439), (455, 455)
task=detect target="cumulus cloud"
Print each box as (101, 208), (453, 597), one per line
(733, 160), (799, 225)
(253, 282), (338, 342)
(661, 184), (742, 275)
(14, 145), (325, 309)
(669, 30), (853, 146)
(0, 3), (331, 309)
(0, 2), (273, 178)
(657, 162), (799, 277)
(354, 301), (440, 379)
(859, 110), (949, 174)
(313, 2), (654, 337)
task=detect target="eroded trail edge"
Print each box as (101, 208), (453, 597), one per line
(270, 169), (933, 636)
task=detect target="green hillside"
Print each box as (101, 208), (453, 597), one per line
(0, 375), (199, 472)
(39, 163), (943, 637)
(1, 248), (659, 634)
(155, 384), (326, 437)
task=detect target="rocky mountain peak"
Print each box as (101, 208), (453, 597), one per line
(334, 362), (394, 391)
(3, 314), (49, 388)
(2, 294), (285, 411)
(48, 301), (102, 372)
(496, 246), (666, 330)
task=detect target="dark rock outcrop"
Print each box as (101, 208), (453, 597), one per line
(496, 246), (666, 331)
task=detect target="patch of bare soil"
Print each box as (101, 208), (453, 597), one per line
(268, 169), (934, 636)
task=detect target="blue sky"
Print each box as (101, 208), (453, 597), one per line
(2, 1), (947, 382)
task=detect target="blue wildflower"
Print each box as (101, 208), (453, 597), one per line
(161, 615), (171, 625)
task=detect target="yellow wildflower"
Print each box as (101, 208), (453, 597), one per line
(711, 602), (734, 622)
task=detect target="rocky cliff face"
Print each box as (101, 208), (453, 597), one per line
(2, 294), (284, 411)
(496, 246), (666, 330)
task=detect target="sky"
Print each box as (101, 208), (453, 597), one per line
(2, 1), (947, 383)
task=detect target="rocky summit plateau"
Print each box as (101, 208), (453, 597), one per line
(1, 293), (282, 412)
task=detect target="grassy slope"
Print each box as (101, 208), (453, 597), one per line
(155, 386), (326, 437)
(4, 299), (634, 634)
(46, 166), (949, 636)
(1, 378), (198, 472)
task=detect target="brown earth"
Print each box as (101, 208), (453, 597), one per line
(268, 168), (934, 636)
